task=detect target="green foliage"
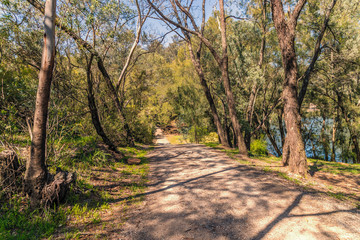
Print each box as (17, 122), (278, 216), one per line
(202, 132), (219, 143)
(250, 138), (268, 156)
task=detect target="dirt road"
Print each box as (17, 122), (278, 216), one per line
(119, 142), (360, 239)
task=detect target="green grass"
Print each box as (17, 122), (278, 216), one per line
(326, 192), (348, 201)
(308, 158), (360, 175)
(1, 136), (152, 239)
(203, 142), (220, 148)
(0, 196), (68, 240)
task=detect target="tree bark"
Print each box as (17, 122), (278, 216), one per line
(270, 0), (308, 176)
(277, 108), (285, 148)
(24, 0), (56, 204)
(219, 0), (247, 155)
(330, 108), (338, 162)
(86, 55), (118, 152)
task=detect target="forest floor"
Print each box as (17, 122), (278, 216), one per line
(113, 131), (360, 240)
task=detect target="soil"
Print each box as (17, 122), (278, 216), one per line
(112, 131), (360, 240)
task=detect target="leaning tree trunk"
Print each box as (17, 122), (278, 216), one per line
(24, 0), (57, 204)
(219, 0), (247, 155)
(86, 55), (118, 152)
(270, 0), (308, 176)
(263, 122), (282, 157)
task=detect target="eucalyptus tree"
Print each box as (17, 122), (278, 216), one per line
(24, 0), (56, 204)
(269, 0), (338, 175)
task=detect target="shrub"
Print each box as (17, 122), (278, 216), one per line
(202, 132), (219, 143)
(250, 138), (268, 156)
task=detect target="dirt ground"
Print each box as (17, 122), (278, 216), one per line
(112, 132), (360, 240)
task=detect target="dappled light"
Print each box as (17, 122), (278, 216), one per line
(119, 144), (360, 239)
(1, 0), (360, 238)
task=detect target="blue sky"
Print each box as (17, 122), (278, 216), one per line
(142, 0), (220, 46)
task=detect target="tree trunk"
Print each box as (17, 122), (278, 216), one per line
(186, 42), (229, 147)
(96, 60), (134, 146)
(321, 116), (329, 161)
(270, 0), (308, 176)
(24, 0), (56, 204)
(278, 108), (285, 148)
(337, 93), (360, 164)
(263, 122), (282, 156)
(330, 108), (338, 162)
(245, 83), (257, 150)
(219, 0), (247, 155)
(86, 55), (118, 152)
(281, 48), (308, 175)
(351, 135), (360, 164)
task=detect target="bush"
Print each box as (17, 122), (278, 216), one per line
(188, 126), (208, 143)
(202, 132), (219, 143)
(250, 138), (268, 156)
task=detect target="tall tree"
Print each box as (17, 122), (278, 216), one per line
(24, 0), (56, 203)
(270, 0), (308, 175)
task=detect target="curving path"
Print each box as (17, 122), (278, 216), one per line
(119, 143), (360, 240)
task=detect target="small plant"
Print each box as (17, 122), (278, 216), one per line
(327, 192), (348, 201)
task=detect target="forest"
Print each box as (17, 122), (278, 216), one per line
(0, 0), (360, 239)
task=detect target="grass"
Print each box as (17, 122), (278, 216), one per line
(0, 135), (152, 239)
(0, 196), (68, 240)
(308, 158), (360, 175)
(326, 192), (348, 201)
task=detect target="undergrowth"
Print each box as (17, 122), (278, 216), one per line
(0, 134), (152, 239)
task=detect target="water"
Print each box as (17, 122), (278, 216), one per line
(266, 117), (353, 163)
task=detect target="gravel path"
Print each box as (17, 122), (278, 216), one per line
(120, 142), (360, 240)
(154, 128), (170, 145)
